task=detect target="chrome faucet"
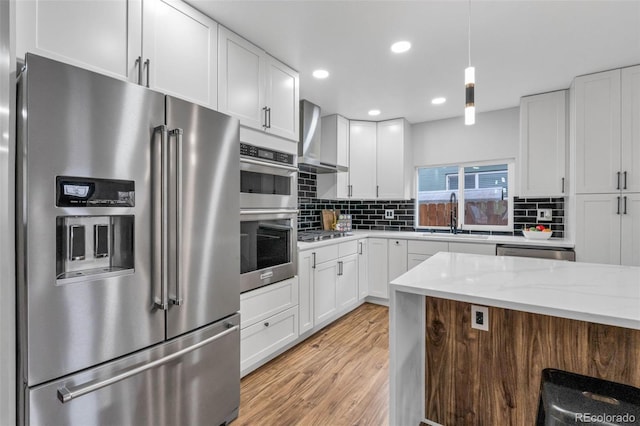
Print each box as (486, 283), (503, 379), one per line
(449, 192), (457, 234)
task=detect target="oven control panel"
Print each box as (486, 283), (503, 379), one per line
(240, 143), (294, 165)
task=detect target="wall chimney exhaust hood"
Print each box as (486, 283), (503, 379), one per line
(298, 100), (348, 173)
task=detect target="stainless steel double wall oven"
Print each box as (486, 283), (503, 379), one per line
(240, 143), (298, 293)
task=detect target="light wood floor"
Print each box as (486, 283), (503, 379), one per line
(234, 303), (389, 426)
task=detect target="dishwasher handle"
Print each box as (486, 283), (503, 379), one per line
(496, 245), (575, 261)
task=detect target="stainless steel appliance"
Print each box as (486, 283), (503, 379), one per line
(297, 230), (353, 242)
(240, 209), (297, 293)
(16, 54), (241, 425)
(496, 245), (576, 261)
(240, 142), (297, 209)
(298, 99), (348, 173)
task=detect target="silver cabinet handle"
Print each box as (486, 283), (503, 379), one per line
(337, 260), (343, 276)
(561, 177), (565, 193)
(358, 242), (363, 255)
(57, 324), (239, 403)
(153, 125), (169, 310)
(617, 171), (621, 190)
(624, 171), (628, 190)
(624, 196), (628, 215)
(266, 107), (272, 129)
(135, 56), (143, 85)
(348, 185), (352, 197)
(312, 252), (316, 269)
(617, 196), (621, 215)
(376, 185), (379, 198)
(144, 58), (150, 88)
(262, 106), (269, 128)
(170, 128), (184, 306)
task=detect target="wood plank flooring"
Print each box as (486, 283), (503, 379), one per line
(234, 303), (389, 426)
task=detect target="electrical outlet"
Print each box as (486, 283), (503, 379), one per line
(384, 209), (394, 219)
(537, 208), (552, 221)
(471, 305), (489, 331)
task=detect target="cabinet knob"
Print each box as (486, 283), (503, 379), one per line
(264, 322), (270, 327)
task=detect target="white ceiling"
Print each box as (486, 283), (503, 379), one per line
(187, 0), (640, 124)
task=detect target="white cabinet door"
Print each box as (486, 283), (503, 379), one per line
(218, 27), (264, 129)
(519, 90), (567, 197)
(313, 261), (338, 324)
(621, 193), (640, 266)
(575, 194), (621, 264)
(298, 250), (314, 334)
(337, 254), (358, 311)
(349, 121), (378, 199)
(407, 254), (429, 270)
(388, 239), (408, 281)
(265, 56), (299, 141)
(621, 65), (640, 193)
(574, 69), (622, 194)
(368, 238), (389, 299)
(377, 119), (409, 199)
(142, 0), (217, 109)
(357, 239), (369, 300)
(16, 0), (141, 82)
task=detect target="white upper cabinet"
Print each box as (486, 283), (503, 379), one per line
(574, 69), (622, 194)
(17, 0), (140, 81)
(376, 118), (412, 199)
(621, 65), (640, 193)
(265, 56), (299, 141)
(142, 0), (218, 108)
(218, 26), (299, 142)
(17, 0), (218, 109)
(349, 121), (378, 199)
(518, 90), (567, 197)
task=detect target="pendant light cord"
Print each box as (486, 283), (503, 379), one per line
(467, 0), (472, 67)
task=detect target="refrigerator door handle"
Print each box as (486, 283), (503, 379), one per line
(56, 324), (240, 404)
(170, 128), (184, 306)
(154, 125), (169, 310)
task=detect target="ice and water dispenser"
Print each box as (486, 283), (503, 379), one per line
(55, 176), (135, 282)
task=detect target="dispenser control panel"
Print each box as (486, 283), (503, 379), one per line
(56, 176), (135, 207)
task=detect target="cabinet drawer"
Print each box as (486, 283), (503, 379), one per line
(314, 244), (339, 264)
(449, 242), (496, 255)
(240, 277), (298, 329)
(338, 240), (358, 257)
(240, 306), (298, 372)
(408, 240), (449, 255)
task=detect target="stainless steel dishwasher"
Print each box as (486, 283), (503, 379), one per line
(496, 245), (576, 261)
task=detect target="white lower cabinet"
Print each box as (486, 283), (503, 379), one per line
(388, 239), (408, 281)
(313, 259), (339, 324)
(337, 253), (358, 310)
(357, 239), (369, 300)
(368, 238), (389, 299)
(449, 242), (497, 255)
(407, 240), (448, 269)
(240, 277), (299, 376)
(298, 250), (314, 335)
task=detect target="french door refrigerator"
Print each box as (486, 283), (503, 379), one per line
(16, 54), (241, 425)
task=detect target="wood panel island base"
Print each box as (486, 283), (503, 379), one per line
(389, 252), (640, 426)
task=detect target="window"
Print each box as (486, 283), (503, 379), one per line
(415, 162), (513, 231)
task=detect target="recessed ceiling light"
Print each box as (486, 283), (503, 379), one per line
(312, 69), (330, 79)
(431, 97), (446, 105)
(368, 109), (381, 116)
(391, 41), (411, 54)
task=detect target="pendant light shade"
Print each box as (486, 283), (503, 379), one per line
(465, 66), (475, 125)
(464, 0), (475, 126)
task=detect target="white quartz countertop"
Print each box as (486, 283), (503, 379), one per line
(297, 230), (574, 250)
(390, 252), (640, 330)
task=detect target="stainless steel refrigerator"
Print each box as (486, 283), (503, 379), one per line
(16, 54), (241, 425)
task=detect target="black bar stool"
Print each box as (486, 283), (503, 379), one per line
(536, 368), (640, 425)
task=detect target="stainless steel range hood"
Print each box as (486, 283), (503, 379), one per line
(298, 99), (348, 173)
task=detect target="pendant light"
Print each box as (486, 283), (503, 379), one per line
(465, 0), (475, 125)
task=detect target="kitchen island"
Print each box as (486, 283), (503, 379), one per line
(389, 252), (640, 425)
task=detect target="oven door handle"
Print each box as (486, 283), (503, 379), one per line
(258, 223), (293, 231)
(241, 209), (299, 215)
(240, 157), (298, 173)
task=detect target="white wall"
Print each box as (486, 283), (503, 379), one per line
(411, 107), (519, 167)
